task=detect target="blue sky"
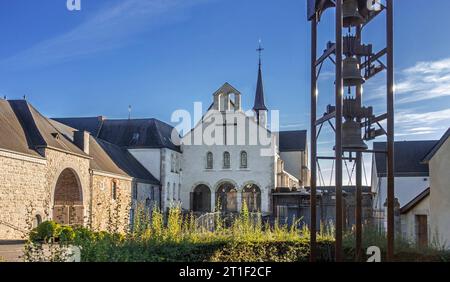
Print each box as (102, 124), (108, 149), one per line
(1, 0), (449, 185)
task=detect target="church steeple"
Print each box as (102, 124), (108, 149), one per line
(253, 41), (268, 126)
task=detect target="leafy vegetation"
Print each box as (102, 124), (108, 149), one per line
(23, 203), (450, 262)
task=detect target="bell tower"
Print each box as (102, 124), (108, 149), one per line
(253, 42), (268, 128)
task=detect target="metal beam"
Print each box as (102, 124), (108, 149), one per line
(316, 43), (336, 67)
(316, 111), (336, 126)
(361, 48), (387, 69)
(310, 14), (318, 263)
(335, 0), (343, 262)
(386, 0), (395, 262)
(355, 24), (363, 262)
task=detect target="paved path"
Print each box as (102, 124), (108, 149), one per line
(0, 241), (25, 262)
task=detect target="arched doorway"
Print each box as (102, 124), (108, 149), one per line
(242, 184), (261, 212)
(53, 168), (84, 225)
(192, 185), (211, 213)
(216, 182), (238, 213)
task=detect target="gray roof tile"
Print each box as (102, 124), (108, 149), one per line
(278, 130), (307, 152)
(374, 141), (438, 177)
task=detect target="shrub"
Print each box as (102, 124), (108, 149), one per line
(30, 221), (61, 243)
(59, 226), (76, 244)
(25, 208), (450, 262)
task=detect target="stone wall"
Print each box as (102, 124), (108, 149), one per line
(0, 148), (90, 239)
(42, 148), (90, 223)
(90, 174), (132, 233)
(0, 151), (47, 239)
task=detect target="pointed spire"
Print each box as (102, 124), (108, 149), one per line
(253, 40), (268, 112)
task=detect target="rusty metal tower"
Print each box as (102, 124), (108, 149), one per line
(307, 0), (395, 262)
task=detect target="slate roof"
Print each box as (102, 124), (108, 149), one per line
(0, 100), (89, 158)
(92, 138), (160, 184)
(53, 117), (104, 137)
(422, 128), (450, 162)
(50, 119), (160, 185)
(278, 130), (307, 152)
(253, 64), (268, 112)
(54, 117), (180, 152)
(373, 140), (438, 177)
(400, 187), (430, 214)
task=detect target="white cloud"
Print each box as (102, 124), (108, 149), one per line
(395, 108), (450, 137)
(395, 57), (450, 104)
(0, 0), (211, 70)
(363, 57), (450, 104)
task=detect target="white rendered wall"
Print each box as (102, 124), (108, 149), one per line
(280, 151), (302, 181)
(429, 137), (450, 248)
(400, 195), (430, 244)
(128, 149), (161, 181)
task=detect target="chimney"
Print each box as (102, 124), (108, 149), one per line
(74, 131), (90, 155)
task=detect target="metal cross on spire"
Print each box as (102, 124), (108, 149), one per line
(256, 39), (264, 67)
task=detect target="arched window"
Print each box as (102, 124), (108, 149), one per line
(33, 214), (42, 228)
(178, 184), (181, 201)
(242, 184), (261, 212)
(145, 198), (151, 208)
(112, 181), (118, 201)
(206, 152), (213, 169)
(240, 151), (248, 168)
(223, 151), (230, 169)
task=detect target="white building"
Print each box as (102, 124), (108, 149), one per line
(400, 188), (430, 247)
(180, 60), (309, 215)
(371, 140), (437, 232)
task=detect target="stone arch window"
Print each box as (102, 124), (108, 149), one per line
(240, 151), (248, 168)
(145, 197), (152, 208)
(53, 168), (83, 226)
(206, 152), (213, 169)
(33, 214), (42, 228)
(223, 151), (230, 169)
(111, 181), (118, 201)
(242, 184), (261, 212)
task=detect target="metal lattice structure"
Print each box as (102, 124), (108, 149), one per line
(307, 0), (395, 261)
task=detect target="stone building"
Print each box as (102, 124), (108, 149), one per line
(54, 117), (182, 212)
(0, 100), (160, 239)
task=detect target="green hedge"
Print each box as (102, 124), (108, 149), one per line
(28, 219), (450, 262)
(73, 240), (335, 262)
